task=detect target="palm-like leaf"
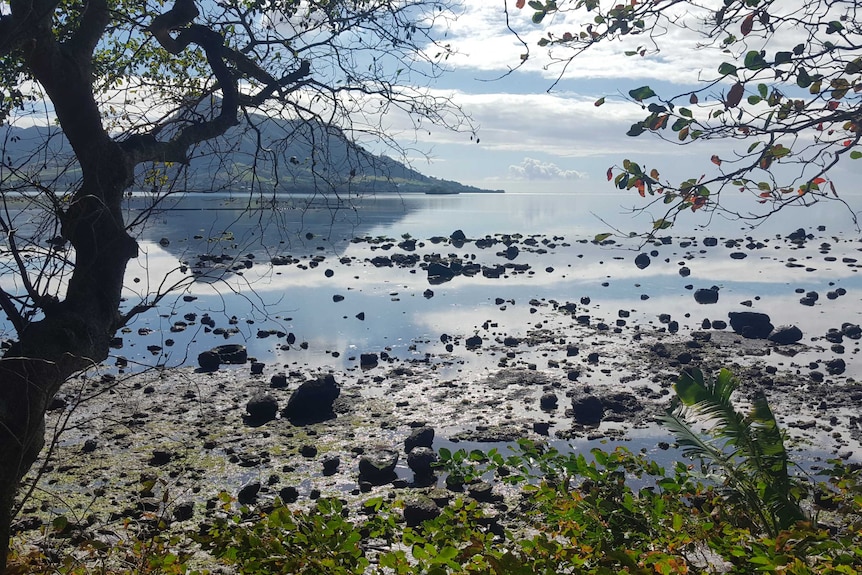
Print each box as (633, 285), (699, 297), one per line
(658, 368), (806, 535)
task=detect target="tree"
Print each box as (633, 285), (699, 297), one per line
(0, 0), (469, 567)
(517, 0), (862, 231)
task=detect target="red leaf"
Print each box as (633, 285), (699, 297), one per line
(843, 140), (853, 146)
(828, 101), (840, 110)
(812, 177), (827, 185)
(689, 93), (698, 104)
(562, 31), (573, 41)
(711, 155), (722, 166)
(727, 82), (744, 108)
(606, 168), (613, 181)
(830, 181), (838, 197)
(516, 0), (525, 8)
(759, 192), (772, 198)
(741, 13), (754, 36)
(635, 179), (645, 197)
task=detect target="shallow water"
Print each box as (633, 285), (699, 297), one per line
(83, 190), (861, 383)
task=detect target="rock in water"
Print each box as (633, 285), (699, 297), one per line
(694, 287), (719, 304)
(358, 447), (399, 485)
(404, 426), (435, 452)
(728, 311), (774, 339)
(572, 395), (604, 426)
(768, 325), (803, 345)
(282, 374), (340, 424)
(407, 447), (437, 478)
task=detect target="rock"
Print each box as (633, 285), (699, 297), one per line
(465, 335), (482, 349)
(468, 481), (500, 503)
(358, 447), (399, 485)
(197, 350), (220, 372)
(728, 311), (774, 339)
(238, 481), (261, 505)
(149, 450), (172, 466)
(360, 353), (379, 369)
(768, 325), (803, 345)
(282, 374), (340, 424)
(212, 344), (247, 364)
(427, 262), (457, 284)
(300, 444), (318, 458)
(572, 395), (604, 426)
(540, 393), (558, 411)
(251, 361), (265, 375)
(322, 455), (340, 476)
(407, 447), (437, 478)
(403, 495), (440, 527)
(246, 393), (278, 424)
(270, 373), (288, 388)
(826, 358), (846, 375)
(404, 427), (435, 453)
(694, 287), (719, 304)
(634, 253), (651, 269)
(82, 439), (98, 454)
(279, 486), (299, 503)
(173, 501), (194, 522)
(842, 323), (862, 339)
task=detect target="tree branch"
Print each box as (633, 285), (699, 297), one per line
(0, 288), (25, 335)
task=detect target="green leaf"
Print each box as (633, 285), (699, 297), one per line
(718, 62), (737, 76)
(679, 107), (692, 118)
(626, 122), (646, 137)
(850, 151), (862, 159)
(628, 85), (656, 101)
(797, 68), (812, 88)
(652, 218), (672, 230)
(593, 233), (612, 242)
(774, 51), (793, 65)
(532, 11), (546, 24)
(744, 50), (767, 70)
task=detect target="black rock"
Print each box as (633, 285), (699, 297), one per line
(728, 311), (774, 339)
(238, 481), (261, 505)
(279, 486), (299, 503)
(465, 335), (482, 349)
(405, 427), (435, 453)
(427, 262), (457, 284)
(270, 373), (288, 388)
(358, 447), (399, 485)
(282, 374), (340, 424)
(322, 455), (341, 476)
(197, 350), (221, 372)
(694, 287), (719, 304)
(826, 358), (846, 375)
(634, 253), (651, 269)
(246, 393), (278, 424)
(82, 439), (98, 454)
(768, 325), (803, 345)
(212, 344), (247, 364)
(300, 444), (318, 458)
(540, 393), (558, 411)
(407, 447), (437, 478)
(360, 353), (379, 369)
(173, 501), (194, 522)
(403, 495), (440, 527)
(572, 395), (604, 426)
(251, 361), (265, 375)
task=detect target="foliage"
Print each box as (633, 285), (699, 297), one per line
(10, 442), (862, 574)
(517, 0), (862, 229)
(660, 367), (807, 536)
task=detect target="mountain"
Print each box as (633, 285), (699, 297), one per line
(0, 111), (502, 195)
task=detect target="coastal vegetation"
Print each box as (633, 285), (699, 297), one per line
(6, 369), (861, 574)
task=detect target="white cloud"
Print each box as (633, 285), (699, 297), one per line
(508, 157), (585, 180)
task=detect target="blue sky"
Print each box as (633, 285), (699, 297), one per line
(388, 0), (862, 222)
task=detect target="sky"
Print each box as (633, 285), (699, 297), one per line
(384, 0), (862, 212)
